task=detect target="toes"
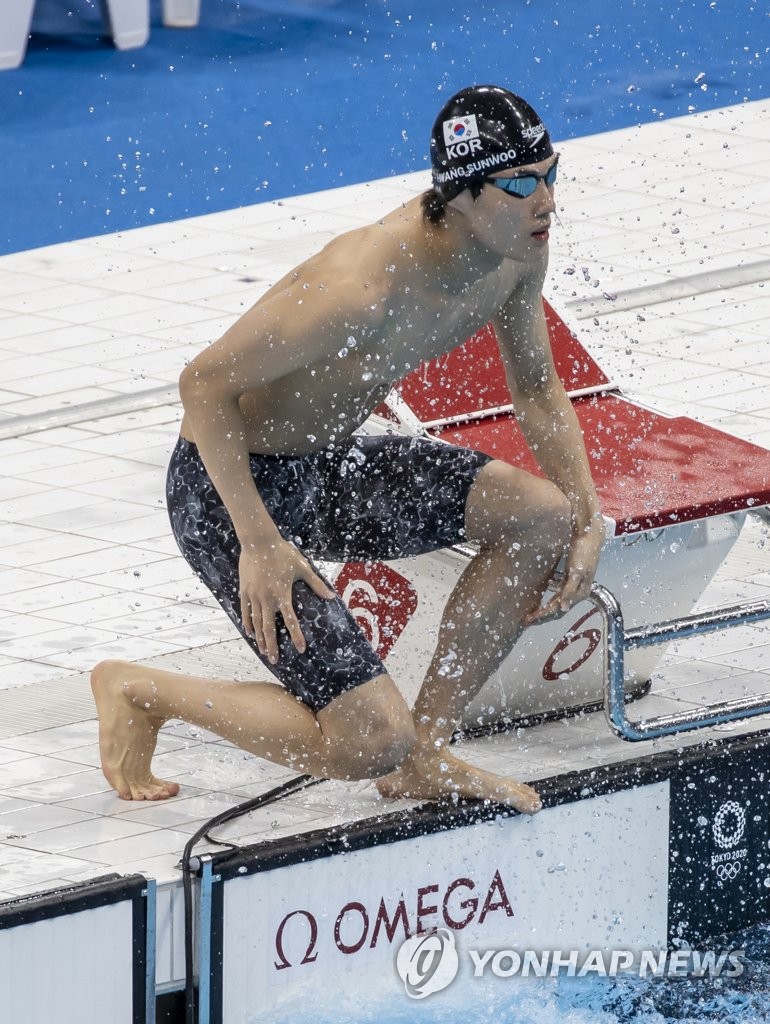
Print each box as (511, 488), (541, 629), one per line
(114, 776), (179, 801)
(141, 777), (180, 801)
(148, 775), (179, 799)
(512, 785), (542, 814)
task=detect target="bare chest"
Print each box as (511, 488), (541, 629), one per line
(372, 267), (516, 377)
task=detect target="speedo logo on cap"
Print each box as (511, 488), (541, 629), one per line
(522, 122), (546, 147)
(442, 114), (484, 161)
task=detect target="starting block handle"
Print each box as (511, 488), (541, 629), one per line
(590, 583), (770, 741)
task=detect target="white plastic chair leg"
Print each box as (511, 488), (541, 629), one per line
(162, 0), (201, 28)
(0, 0), (36, 70)
(100, 0), (150, 50)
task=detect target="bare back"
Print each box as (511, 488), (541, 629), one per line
(180, 196), (530, 456)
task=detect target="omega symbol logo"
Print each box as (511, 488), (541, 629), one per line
(713, 801), (746, 850)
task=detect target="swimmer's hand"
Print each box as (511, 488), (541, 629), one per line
(238, 538), (335, 664)
(524, 513), (605, 625)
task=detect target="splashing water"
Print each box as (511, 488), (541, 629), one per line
(246, 921), (770, 1024)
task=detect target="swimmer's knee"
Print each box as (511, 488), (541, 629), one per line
(469, 462), (571, 552)
(334, 706), (416, 779)
(318, 676), (416, 779)
(340, 725), (414, 780)
(366, 716), (417, 777)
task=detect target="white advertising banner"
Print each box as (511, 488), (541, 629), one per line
(218, 782), (670, 1023)
(0, 891), (140, 1024)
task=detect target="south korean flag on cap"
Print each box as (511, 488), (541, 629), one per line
(442, 114), (480, 147)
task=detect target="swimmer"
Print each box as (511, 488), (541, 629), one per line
(92, 85), (604, 813)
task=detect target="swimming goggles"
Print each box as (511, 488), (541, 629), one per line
(485, 156), (559, 198)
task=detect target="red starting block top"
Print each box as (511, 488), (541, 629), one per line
(433, 397), (770, 535)
(388, 301), (770, 535)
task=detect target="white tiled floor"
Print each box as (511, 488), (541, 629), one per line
(0, 99), (769, 901)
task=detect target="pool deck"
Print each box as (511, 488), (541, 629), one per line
(1, 98), (770, 902)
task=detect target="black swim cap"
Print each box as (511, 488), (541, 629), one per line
(430, 85), (553, 201)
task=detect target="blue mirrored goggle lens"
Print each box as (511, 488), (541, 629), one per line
(490, 161), (558, 197)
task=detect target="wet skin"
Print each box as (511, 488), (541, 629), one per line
(92, 155), (604, 812)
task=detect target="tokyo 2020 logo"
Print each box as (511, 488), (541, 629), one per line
(713, 801), (746, 850)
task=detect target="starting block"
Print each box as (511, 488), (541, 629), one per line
(338, 300), (770, 735)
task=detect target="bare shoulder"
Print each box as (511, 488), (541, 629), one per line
(317, 197), (425, 287)
(257, 199), (422, 324)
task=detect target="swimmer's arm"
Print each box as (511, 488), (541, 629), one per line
(493, 289), (603, 615)
(179, 281), (374, 544)
(181, 299), (303, 543)
(179, 282), (375, 657)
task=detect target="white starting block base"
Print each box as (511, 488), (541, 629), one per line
(343, 510), (746, 732)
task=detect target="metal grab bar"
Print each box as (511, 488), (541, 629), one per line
(590, 583), (770, 741)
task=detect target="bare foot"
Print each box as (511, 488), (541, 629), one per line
(376, 744), (542, 814)
(91, 660), (180, 801)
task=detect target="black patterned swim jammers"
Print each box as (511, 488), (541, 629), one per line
(166, 434), (492, 711)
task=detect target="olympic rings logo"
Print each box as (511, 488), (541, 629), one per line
(713, 801), (746, 850)
(715, 861), (742, 882)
